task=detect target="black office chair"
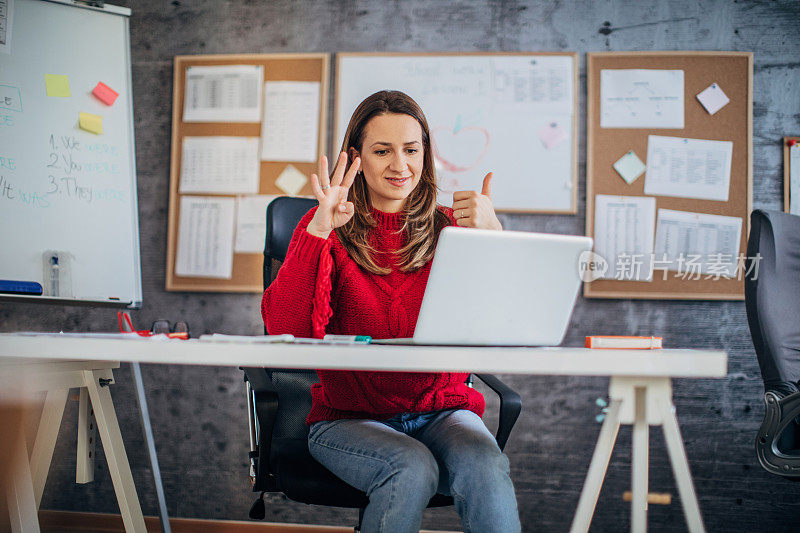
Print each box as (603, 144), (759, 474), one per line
(241, 196), (523, 530)
(744, 209), (800, 478)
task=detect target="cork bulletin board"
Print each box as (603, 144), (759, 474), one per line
(585, 52), (753, 300)
(166, 54), (328, 292)
(784, 136), (800, 214)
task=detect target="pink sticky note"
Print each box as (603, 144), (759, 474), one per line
(538, 123), (567, 150)
(92, 82), (119, 106)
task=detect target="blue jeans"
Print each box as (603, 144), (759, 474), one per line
(308, 409), (521, 533)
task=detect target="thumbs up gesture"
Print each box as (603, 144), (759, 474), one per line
(451, 172), (503, 230)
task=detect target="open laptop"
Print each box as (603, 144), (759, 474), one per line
(373, 227), (593, 346)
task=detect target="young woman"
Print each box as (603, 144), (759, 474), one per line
(261, 90), (520, 533)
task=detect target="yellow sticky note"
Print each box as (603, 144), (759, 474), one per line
(45, 74), (71, 97)
(78, 112), (103, 135)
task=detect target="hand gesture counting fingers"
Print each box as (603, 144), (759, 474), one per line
(451, 172), (502, 231)
(307, 152), (361, 239)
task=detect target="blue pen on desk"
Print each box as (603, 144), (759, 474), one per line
(322, 335), (371, 344)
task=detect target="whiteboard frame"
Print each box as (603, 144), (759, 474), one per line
(0, 0), (142, 308)
(334, 52), (578, 215)
(40, 0), (131, 16)
(784, 136), (800, 214)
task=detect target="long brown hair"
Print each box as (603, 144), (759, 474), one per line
(335, 90), (449, 275)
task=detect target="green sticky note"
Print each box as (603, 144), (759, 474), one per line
(45, 74), (71, 97)
(78, 112), (103, 135)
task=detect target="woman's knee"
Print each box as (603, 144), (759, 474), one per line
(451, 443), (511, 489)
(373, 443), (439, 498)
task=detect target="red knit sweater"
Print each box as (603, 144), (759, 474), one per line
(261, 205), (485, 425)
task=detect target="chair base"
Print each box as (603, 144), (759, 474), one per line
(756, 391), (800, 478)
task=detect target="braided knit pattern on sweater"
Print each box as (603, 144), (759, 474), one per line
(261, 205), (486, 425)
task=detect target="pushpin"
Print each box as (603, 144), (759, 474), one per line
(789, 139), (797, 147)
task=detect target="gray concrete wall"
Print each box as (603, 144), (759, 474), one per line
(2, 0), (799, 530)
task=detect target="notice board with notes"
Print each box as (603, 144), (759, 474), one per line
(585, 51), (753, 300)
(0, 0), (142, 307)
(166, 53), (328, 293)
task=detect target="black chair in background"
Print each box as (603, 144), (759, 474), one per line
(744, 209), (800, 478)
(241, 196), (523, 530)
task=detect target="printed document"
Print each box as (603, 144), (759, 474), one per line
(235, 195), (278, 253)
(260, 81), (320, 162)
(183, 65), (263, 122)
(490, 55), (573, 115)
(594, 195), (656, 281)
(600, 69), (684, 129)
(644, 135), (733, 202)
(176, 196), (236, 279)
(653, 209), (742, 277)
(790, 143), (800, 216)
(180, 136), (260, 194)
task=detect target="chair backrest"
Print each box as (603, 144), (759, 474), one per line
(261, 196), (323, 464)
(744, 209), (800, 396)
(263, 196), (319, 289)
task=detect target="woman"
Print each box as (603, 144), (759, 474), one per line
(261, 90), (520, 533)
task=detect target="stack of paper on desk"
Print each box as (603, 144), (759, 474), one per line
(199, 334), (295, 343)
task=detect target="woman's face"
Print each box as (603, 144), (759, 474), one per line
(354, 113), (424, 213)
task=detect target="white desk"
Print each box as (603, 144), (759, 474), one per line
(0, 334), (727, 533)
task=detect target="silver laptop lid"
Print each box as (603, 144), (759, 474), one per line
(413, 227), (593, 346)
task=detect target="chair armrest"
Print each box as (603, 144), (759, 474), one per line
(474, 373), (521, 452)
(241, 367), (279, 491)
(241, 367), (274, 393)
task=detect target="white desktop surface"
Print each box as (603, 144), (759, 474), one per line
(0, 333), (727, 377)
(0, 332), (728, 533)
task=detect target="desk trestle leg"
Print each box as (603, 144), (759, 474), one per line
(570, 377), (706, 533)
(570, 399), (623, 533)
(8, 429), (40, 533)
(82, 369), (147, 533)
(77, 387), (97, 484)
(30, 388), (68, 508)
(632, 386), (649, 533)
(657, 396), (705, 533)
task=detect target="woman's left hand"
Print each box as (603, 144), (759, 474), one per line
(452, 173), (502, 230)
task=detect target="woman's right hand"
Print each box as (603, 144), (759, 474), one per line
(306, 152), (361, 240)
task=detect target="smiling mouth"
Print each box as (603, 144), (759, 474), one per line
(384, 176), (411, 186)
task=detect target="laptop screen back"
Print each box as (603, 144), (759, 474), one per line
(413, 227), (592, 346)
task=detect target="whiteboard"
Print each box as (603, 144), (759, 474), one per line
(0, 0), (142, 307)
(335, 53), (577, 213)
